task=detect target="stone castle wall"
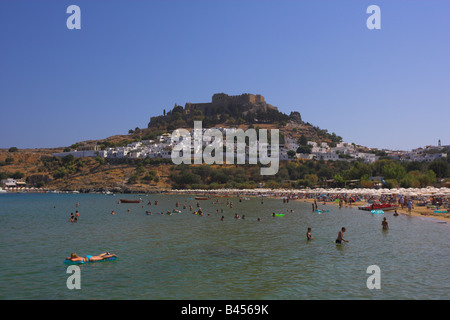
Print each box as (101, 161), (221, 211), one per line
(185, 93), (277, 116)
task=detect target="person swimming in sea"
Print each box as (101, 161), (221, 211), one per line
(66, 252), (117, 263)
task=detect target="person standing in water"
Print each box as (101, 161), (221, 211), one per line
(306, 227), (314, 240)
(382, 217), (389, 230)
(336, 227), (349, 244)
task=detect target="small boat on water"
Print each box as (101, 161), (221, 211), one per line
(358, 203), (398, 211)
(195, 197), (209, 200)
(119, 199), (141, 203)
(0, 188), (7, 193)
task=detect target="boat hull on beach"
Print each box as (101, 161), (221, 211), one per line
(119, 199), (141, 203)
(358, 203), (398, 211)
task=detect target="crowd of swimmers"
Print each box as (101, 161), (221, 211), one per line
(69, 196), (394, 246)
(64, 195), (397, 263)
(69, 210), (79, 223)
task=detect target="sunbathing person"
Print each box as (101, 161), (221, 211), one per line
(66, 252), (117, 263)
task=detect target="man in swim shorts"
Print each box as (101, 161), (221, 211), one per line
(336, 227), (349, 244)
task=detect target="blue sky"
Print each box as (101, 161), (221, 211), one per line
(0, 0), (449, 150)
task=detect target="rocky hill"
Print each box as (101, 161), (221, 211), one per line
(0, 93), (346, 192)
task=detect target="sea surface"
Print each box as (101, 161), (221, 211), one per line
(0, 193), (449, 300)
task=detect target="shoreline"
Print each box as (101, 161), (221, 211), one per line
(3, 186), (449, 223)
(167, 187), (450, 223)
(298, 198), (450, 223)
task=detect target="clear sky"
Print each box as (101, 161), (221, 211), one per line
(0, 0), (449, 150)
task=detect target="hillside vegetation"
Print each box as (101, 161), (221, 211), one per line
(1, 103), (449, 192)
(1, 147), (449, 192)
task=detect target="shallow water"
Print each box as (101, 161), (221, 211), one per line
(0, 193), (449, 299)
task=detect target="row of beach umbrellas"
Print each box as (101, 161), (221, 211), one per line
(172, 187), (450, 198)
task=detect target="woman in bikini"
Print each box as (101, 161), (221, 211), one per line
(66, 252), (117, 262)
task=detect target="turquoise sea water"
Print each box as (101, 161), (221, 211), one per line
(0, 193), (449, 300)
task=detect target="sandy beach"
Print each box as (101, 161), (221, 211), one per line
(300, 198), (450, 223)
(169, 187), (450, 223)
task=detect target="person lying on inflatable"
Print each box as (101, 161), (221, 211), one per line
(65, 252), (117, 263)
